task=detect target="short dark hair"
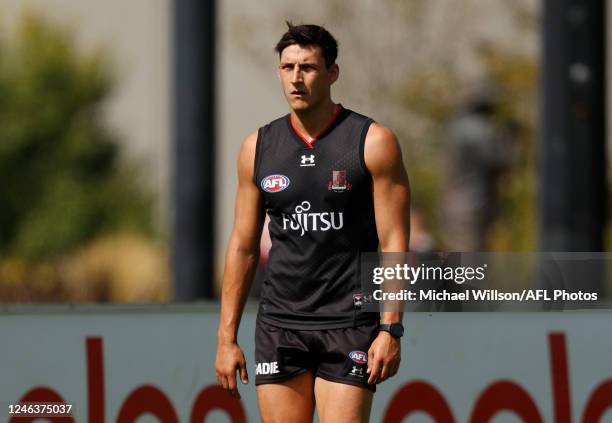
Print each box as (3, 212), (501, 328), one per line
(275, 22), (338, 68)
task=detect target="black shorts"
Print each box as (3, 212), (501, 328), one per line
(254, 318), (379, 392)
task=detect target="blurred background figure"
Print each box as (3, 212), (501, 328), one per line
(442, 82), (519, 251)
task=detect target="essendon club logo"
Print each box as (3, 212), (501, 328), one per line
(328, 170), (351, 192)
(262, 174), (290, 193)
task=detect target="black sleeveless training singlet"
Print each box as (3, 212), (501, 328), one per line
(254, 106), (380, 329)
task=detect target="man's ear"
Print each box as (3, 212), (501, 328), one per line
(329, 63), (339, 84)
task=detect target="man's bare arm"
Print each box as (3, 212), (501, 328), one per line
(363, 123), (411, 384)
(216, 131), (265, 398)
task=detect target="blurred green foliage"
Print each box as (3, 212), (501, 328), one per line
(479, 43), (537, 251)
(0, 14), (153, 260)
(399, 43), (537, 251)
(398, 65), (458, 241)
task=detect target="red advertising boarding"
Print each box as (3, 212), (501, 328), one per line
(1, 306), (611, 422)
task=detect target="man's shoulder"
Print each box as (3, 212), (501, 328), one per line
(343, 107), (374, 123)
(259, 114), (290, 131)
(365, 122), (397, 143)
(363, 122), (402, 174)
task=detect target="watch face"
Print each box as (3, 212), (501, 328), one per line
(381, 324), (404, 338)
(391, 325), (404, 337)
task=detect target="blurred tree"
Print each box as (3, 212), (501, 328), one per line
(0, 14), (154, 260)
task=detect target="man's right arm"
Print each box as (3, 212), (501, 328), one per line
(216, 131), (264, 398)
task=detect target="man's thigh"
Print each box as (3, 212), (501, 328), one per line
(255, 319), (316, 422)
(314, 376), (373, 423)
(257, 371), (315, 423)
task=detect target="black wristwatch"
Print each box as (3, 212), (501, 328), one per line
(379, 323), (404, 338)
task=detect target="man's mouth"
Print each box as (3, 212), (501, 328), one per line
(291, 90), (306, 96)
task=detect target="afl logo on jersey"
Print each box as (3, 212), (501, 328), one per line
(262, 174), (290, 193)
(349, 350), (368, 364)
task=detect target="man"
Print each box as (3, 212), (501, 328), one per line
(216, 23), (410, 422)
(443, 84), (517, 251)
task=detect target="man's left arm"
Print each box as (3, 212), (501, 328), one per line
(363, 123), (411, 385)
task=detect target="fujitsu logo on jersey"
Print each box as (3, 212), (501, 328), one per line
(281, 201), (344, 236)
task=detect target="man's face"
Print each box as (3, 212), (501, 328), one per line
(278, 44), (339, 112)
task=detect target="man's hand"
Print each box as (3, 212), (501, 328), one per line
(216, 341), (249, 399)
(367, 331), (401, 385)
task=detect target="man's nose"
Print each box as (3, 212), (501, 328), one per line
(291, 66), (303, 83)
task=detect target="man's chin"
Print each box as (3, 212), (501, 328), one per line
(289, 100), (311, 112)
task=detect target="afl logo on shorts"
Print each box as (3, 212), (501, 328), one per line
(349, 350), (368, 364)
(262, 174), (290, 193)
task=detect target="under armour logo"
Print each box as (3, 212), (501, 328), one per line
(349, 366), (364, 377)
(300, 154), (315, 167)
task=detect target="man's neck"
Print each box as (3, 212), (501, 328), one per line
(290, 100), (339, 141)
